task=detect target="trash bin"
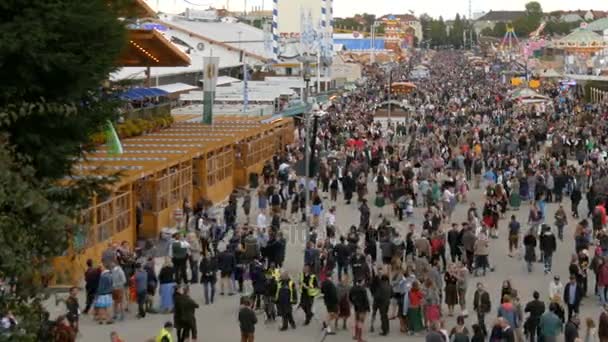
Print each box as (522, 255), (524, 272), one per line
(249, 172), (259, 189)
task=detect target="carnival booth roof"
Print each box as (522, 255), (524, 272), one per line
(587, 18), (608, 32)
(509, 87), (550, 101)
(551, 29), (608, 51)
(539, 69), (562, 78)
(391, 82), (417, 94)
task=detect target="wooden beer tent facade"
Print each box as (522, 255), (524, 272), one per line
(52, 116), (293, 284)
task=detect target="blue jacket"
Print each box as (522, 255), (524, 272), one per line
(97, 270), (113, 296)
(135, 269), (148, 293)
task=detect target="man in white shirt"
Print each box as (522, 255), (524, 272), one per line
(325, 206), (336, 227)
(549, 275), (564, 301)
(257, 211), (267, 230)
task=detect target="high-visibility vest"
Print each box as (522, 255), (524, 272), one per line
(270, 268), (281, 281)
(156, 328), (173, 342)
(300, 273), (320, 297)
(275, 280), (296, 303)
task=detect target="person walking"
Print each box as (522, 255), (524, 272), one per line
(134, 263), (148, 319)
(540, 302), (564, 342)
(94, 265), (114, 325)
(159, 259), (176, 314)
(174, 286), (198, 342)
(170, 233), (190, 285)
(299, 264), (320, 325)
(539, 225), (557, 274)
(276, 272), (297, 331)
(565, 316), (580, 342)
(337, 275), (351, 331)
(523, 229), (537, 273)
(320, 271), (339, 335)
(584, 317), (598, 342)
(564, 275), (583, 322)
(473, 282), (491, 336)
(599, 304), (608, 341)
(217, 246), (236, 296)
(349, 278), (370, 342)
(524, 291), (545, 342)
(199, 254), (217, 305)
(238, 296), (257, 342)
(110, 263), (127, 321)
(83, 259), (101, 315)
(507, 216), (521, 258)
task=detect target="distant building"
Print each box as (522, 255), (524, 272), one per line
(474, 11), (526, 33)
(277, 0), (330, 38)
(472, 12), (487, 20)
(545, 10), (608, 23)
(378, 14), (422, 46)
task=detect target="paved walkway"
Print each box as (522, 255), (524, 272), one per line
(46, 178), (602, 341)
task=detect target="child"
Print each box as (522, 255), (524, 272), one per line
(238, 297), (257, 342)
(405, 196), (414, 218)
(65, 287), (80, 333)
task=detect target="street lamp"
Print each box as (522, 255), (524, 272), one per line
(370, 21), (382, 64)
(298, 53), (316, 223)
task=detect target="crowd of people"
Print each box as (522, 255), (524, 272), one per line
(46, 48), (608, 342)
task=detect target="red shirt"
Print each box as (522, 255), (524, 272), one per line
(409, 288), (424, 307)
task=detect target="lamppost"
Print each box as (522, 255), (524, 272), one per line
(370, 21), (382, 64)
(299, 53), (315, 222)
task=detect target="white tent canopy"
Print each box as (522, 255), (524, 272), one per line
(154, 82), (199, 93)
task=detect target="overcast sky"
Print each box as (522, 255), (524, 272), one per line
(151, 0), (607, 19)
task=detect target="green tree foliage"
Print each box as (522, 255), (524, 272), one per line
(480, 27), (494, 37)
(0, 0), (126, 179)
(0, 0), (126, 339)
(513, 1), (543, 37)
(544, 20), (580, 36)
(493, 22), (508, 37)
(449, 14), (465, 48)
(428, 17), (448, 47)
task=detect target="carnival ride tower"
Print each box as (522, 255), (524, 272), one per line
(500, 23), (520, 53)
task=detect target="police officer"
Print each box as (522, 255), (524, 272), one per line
(275, 272), (297, 331)
(300, 265), (320, 325)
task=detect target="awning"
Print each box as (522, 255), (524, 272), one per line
(118, 29), (191, 67)
(154, 83), (199, 94)
(119, 87), (169, 100)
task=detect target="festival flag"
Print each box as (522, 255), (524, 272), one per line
(202, 56), (220, 124)
(105, 120), (123, 155)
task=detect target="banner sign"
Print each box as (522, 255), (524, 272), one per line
(202, 57), (219, 124)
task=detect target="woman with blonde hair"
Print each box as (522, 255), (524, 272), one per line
(584, 317), (598, 342)
(337, 274), (351, 330)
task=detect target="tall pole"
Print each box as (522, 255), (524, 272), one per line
(302, 57), (312, 224)
(387, 69), (392, 119)
(468, 0), (473, 49)
(371, 24), (376, 64)
(316, 50), (321, 93)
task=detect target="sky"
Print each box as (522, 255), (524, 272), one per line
(150, 0), (608, 20)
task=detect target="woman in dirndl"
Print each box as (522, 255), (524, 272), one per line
(423, 278), (441, 328)
(337, 275), (351, 330)
(158, 259), (176, 313)
(94, 267), (114, 324)
(407, 281), (425, 333)
(444, 267), (459, 316)
(509, 177), (521, 210)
